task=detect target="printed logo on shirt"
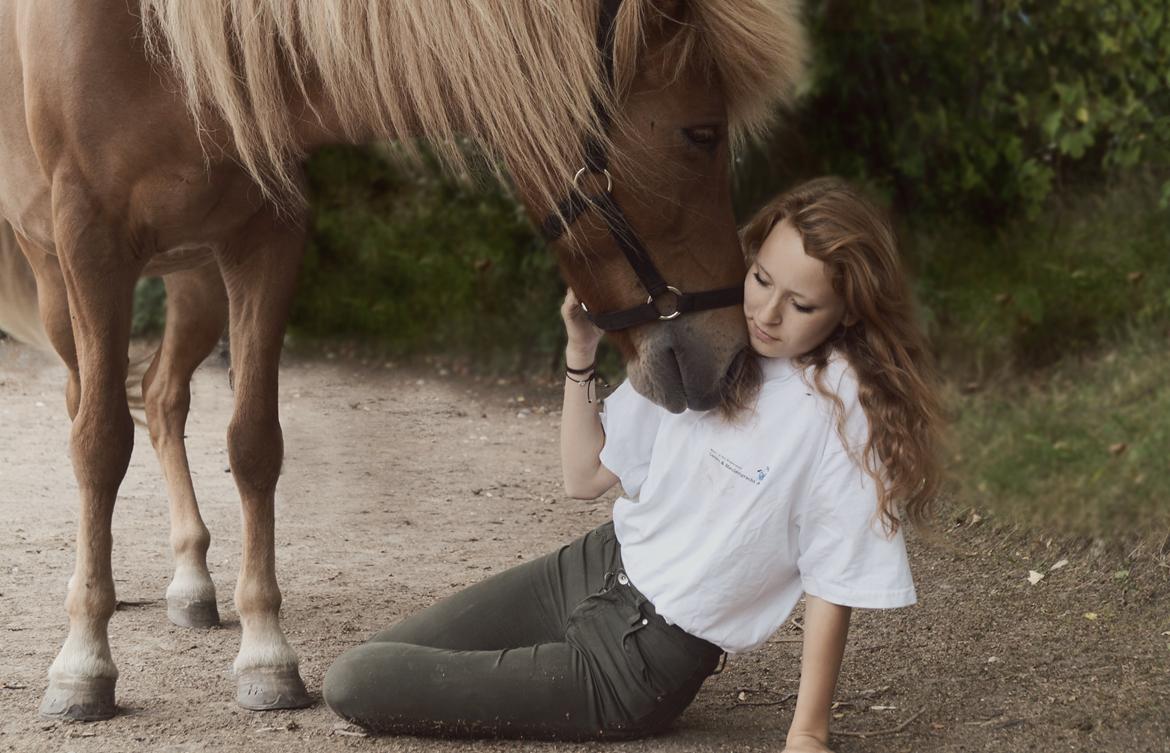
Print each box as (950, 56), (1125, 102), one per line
(707, 449), (767, 486)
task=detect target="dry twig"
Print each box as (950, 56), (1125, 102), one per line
(835, 707), (926, 739)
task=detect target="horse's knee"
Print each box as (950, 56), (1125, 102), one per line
(70, 394), (134, 490)
(226, 410), (282, 493)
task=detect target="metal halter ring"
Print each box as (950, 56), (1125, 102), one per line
(650, 286), (683, 320)
(572, 167), (613, 194)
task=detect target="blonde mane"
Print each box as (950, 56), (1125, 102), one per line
(138, 0), (805, 211)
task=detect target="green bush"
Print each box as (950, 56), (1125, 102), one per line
(132, 277), (166, 336)
(292, 146), (561, 368)
(740, 0), (1170, 221)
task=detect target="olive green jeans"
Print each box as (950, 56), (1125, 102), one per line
(323, 522), (723, 740)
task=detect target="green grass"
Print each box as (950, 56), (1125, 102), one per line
(948, 331), (1170, 545)
(906, 177), (1170, 377)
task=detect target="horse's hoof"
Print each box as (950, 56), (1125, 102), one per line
(236, 667), (313, 710)
(39, 676), (117, 721)
(167, 598), (221, 629)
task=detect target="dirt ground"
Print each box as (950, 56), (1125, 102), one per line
(1, 339), (1167, 753)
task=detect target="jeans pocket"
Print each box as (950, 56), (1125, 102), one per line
(625, 615), (717, 700)
(620, 613), (659, 695)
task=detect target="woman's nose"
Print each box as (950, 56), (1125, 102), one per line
(759, 299), (783, 325)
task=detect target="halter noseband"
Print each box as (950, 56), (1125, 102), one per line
(538, 0), (744, 332)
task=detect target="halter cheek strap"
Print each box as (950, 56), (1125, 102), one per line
(538, 0), (744, 332)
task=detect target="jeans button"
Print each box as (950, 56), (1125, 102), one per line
(617, 573), (629, 586)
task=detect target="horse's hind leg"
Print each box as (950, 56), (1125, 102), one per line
(39, 191), (143, 721)
(218, 211), (311, 710)
(141, 263), (229, 628)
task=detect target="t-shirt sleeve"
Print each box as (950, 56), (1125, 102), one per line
(795, 368), (917, 609)
(598, 380), (663, 498)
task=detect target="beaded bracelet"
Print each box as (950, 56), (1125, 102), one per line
(565, 361), (605, 403)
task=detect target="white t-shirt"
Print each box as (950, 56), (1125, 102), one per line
(599, 354), (916, 654)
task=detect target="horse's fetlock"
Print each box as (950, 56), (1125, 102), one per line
(171, 525), (211, 559)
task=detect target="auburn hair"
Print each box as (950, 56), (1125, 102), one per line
(739, 177), (945, 535)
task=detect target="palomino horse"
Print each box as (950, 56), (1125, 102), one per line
(0, 0), (805, 720)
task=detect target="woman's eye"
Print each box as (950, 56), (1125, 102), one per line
(793, 302), (815, 314)
(682, 125), (720, 148)
(752, 271), (768, 286)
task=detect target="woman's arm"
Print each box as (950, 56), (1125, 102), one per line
(784, 595), (852, 752)
(559, 290), (619, 499)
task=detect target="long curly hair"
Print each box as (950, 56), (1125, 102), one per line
(739, 177), (945, 534)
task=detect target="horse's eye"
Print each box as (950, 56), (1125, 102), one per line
(682, 126), (720, 148)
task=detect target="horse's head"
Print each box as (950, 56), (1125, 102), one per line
(539, 1), (806, 413)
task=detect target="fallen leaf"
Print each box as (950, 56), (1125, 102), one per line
(1050, 559), (1070, 571)
(1027, 570), (1045, 585)
(1127, 271), (1145, 284)
(870, 705), (898, 711)
(1083, 612), (1098, 621)
(1109, 442), (1128, 456)
(987, 656), (1001, 663)
(331, 722), (368, 738)
(1114, 569), (1130, 580)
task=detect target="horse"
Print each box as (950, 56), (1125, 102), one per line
(0, 0), (806, 720)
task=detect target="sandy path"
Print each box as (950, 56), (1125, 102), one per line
(0, 340), (1166, 752)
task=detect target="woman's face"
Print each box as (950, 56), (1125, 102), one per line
(743, 219), (847, 359)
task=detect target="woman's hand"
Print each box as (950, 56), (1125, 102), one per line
(560, 288), (603, 366)
(782, 732), (835, 753)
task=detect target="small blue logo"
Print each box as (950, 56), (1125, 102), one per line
(756, 467), (770, 482)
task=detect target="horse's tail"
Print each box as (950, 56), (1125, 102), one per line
(126, 350), (152, 427)
(0, 220), (53, 351)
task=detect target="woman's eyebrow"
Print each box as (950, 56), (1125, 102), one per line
(757, 261), (816, 303)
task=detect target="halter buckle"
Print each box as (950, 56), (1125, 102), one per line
(572, 167), (613, 195)
(649, 286), (682, 320)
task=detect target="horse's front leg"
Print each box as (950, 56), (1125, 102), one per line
(218, 211), (311, 710)
(142, 263), (229, 628)
(39, 192), (143, 721)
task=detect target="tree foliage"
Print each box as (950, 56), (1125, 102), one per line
(785, 0), (1170, 219)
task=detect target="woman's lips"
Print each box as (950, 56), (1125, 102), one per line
(751, 322), (778, 343)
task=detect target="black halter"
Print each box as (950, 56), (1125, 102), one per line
(538, 0), (744, 332)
